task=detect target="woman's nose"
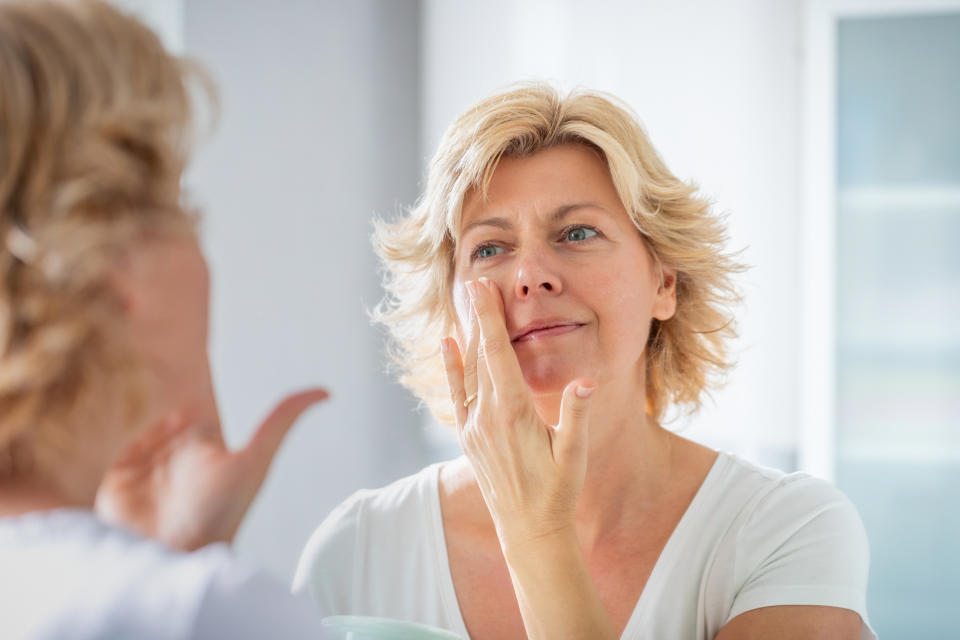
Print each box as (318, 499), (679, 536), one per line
(513, 250), (562, 299)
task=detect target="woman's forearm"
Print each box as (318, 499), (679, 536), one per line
(501, 527), (618, 640)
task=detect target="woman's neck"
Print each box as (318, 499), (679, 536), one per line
(574, 385), (676, 546)
(0, 470), (99, 518)
(0, 416), (130, 518)
(530, 372), (707, 549)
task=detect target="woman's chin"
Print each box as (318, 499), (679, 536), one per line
(519, 361), (589, 397)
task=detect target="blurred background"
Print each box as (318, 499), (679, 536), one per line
(114, 1), (959, 637)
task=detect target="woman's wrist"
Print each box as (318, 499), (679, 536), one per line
(497, 524), (618, 640)
(497, 521), (579, 563)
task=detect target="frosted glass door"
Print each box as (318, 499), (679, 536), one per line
(835, 13), (960, 638)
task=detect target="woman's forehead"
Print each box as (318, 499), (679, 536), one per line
(457, 146), (621, 230)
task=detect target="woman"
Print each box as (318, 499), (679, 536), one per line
(294, 84), (875, 639)
(0, 2), (329, 637)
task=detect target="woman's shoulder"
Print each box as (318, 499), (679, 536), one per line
(714, 453), (863, 529)
(330, 461), (444, 527)
(699, 455), (873, 635)
(702, 453), (870, 591)
(674, 451), (867, 570)
(681, 454), (873, 635)
(301, 462), (443, 548)
(292, 462), (447, 597)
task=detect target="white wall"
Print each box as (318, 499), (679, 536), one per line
(184, 0), (425, 581)
(423, 0), (804, 468)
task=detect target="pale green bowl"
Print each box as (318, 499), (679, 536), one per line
(321, 615), (465, 640)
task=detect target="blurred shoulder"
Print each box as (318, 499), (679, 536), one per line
(0, 509), (272, 639)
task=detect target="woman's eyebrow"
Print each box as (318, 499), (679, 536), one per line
(461, 215), (513, 235)
(550, 202), (604, 223)
(461, 202), (604, 236)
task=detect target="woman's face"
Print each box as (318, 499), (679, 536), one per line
(452, 144), (676, 397)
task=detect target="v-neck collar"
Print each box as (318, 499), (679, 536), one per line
(618, 451), (728, 639)
(428, 452), (730, 639)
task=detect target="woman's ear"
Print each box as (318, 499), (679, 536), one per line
(652, 266), (677, 321)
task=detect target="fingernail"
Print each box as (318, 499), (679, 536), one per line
(440, 338), (449, 354)
(478, 276), (490, 292)
(576, 384), (596, 399)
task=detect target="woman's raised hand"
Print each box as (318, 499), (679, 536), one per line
(95, 388), (328, 551)
(440, 277), (596, 549)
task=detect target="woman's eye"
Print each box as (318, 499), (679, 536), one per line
(564, 226), (599, 242)
(472, 244), (504, 260)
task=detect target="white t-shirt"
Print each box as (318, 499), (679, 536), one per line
(0, 509), (328, 640)
(293, 452), (876, 640)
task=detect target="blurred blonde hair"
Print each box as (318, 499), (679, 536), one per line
(0, 0), (211, 474)
(374, 83), (743, 425)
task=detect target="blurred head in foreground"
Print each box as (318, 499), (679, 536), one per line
(0, 0), (215, 493)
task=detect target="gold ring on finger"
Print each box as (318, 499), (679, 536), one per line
(463, 392), (478, 408)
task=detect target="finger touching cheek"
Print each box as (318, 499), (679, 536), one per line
(451, 280), (475, 343)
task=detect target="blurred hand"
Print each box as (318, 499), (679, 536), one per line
(95, 388), (328, 551)
(440, 277), (595, 548)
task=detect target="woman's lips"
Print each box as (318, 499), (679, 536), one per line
(512, 323), (582, 343)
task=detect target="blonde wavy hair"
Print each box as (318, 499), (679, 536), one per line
(374, 83), (743, 425)
(0, 0), (209, 475)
